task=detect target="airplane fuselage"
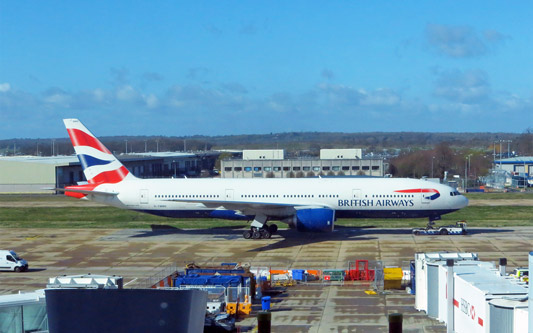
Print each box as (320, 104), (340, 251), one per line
(87, 177), (468, 222)
(62, 118), (469, 238)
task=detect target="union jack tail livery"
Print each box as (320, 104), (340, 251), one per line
(64, 119), (135, 186)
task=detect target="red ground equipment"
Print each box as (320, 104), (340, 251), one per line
(348, 260), (375, 281)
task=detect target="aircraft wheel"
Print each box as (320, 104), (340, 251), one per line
(414, 231), (420, 236)
(261, 229), (271, 239)
(440, 229), (448, 235)
(268, 224), (278, 234)
(243, 230), (252, 239)
(252, 230), (261, 239)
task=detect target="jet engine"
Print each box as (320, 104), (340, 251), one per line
(284, 208), (335, 232)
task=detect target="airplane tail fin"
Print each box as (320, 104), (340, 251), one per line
(63, 119), (135, 184)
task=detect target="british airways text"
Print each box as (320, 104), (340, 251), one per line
(338, 199), (414, 207)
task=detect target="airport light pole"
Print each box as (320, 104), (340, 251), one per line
(464, 158), (468, 191)
(431, 156), (435, 179)
(467, 155), (471, 188)
(499, 140), (502, 160)
(125, 140), (128, 154)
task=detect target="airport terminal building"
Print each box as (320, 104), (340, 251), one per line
(221, 149), (387, 178)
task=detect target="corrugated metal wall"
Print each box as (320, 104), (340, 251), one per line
(489, 304), (513, 333)
(427, 264), (439, 318)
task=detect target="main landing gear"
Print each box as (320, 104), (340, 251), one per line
(243, 224), (278, 239)
(243, 214), (278, 239)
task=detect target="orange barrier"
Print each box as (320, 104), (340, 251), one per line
(152, 275), (173, 288)
(270, 269), (289, 275)
(226, 303), (237, 315)
(238, 303), (252, 316)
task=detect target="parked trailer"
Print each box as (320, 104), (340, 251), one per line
(414, 252), (478, 314)
(453, 268), (528, 333)
(412, 221), (467, 236)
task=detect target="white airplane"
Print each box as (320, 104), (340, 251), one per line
(61, 119), (468, 239)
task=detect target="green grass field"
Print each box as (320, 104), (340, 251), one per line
(464, 192), (533, 200)
(1, 206), (531, 229)
(0, 194), (531, 229)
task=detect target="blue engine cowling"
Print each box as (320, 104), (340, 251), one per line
(295, 208), (335, 232)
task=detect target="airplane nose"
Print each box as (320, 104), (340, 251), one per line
(459, 195), (469, 208)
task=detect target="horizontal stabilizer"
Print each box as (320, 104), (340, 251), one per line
(54, 188), (119, 197)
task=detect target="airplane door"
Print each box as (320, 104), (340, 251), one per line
(352, 189), (361, 199)
(140, 189), (149, 205)
(225, 189), (234, 201)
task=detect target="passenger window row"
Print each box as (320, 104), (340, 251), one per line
(155, 194), (220, 199)
(224, 166), (379, 172)
(370, 194), (414, 198)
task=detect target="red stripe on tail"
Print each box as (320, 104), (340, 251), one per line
(88, 166), (129, 184)
(67, 128), (111, 154)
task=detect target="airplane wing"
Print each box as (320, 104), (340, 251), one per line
(164, 198), (330, 216)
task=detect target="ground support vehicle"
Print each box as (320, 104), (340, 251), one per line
(412, 221), (467, 236)
(0, 250), (29, 272)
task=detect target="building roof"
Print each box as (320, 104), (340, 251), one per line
(493, 156), (533, 164)
(0, 152), (200, 165)
(130, 152), (196, 158)
(0, 155), (78, 165)
(0, 290), (45, 307)
(454, 266), (528, 296)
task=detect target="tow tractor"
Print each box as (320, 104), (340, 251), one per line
(510, 268), (529, 283)
(412, 220), (467, 236)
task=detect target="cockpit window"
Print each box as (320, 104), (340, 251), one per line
(450, 191), (461, 196)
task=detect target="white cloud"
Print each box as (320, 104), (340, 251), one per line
(43, 88), (72, 107)
(144, 94), (159, 109)
(116, 85), (140, 102)
(0, 83), (11, 93)
(1, 75), (531, 138)
(433, 69), (490, 104)
(426, 24), (505, 58)
(360, 88), (401, 106)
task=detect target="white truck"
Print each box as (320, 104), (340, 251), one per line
(0, 250), (29, 272)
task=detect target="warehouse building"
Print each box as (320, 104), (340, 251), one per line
(221, 149), (387, 178)
(493, 156), (533, 175)
(0, 152), (219, 193)
(493, 156), (533, 188)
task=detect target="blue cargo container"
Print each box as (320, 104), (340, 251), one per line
(174, 274), (243, 287)
(292, 269), (305, 281)
(261, 296), (271, 311)
(185, 268), (246, 275)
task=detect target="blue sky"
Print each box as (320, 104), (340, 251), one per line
(1, 1), (532, 139)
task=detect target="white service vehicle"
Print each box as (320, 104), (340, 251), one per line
(412, 221), (468, 236)
(0, 250), (29, 272)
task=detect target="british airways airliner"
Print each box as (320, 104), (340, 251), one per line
(61, 119), (468, 239)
